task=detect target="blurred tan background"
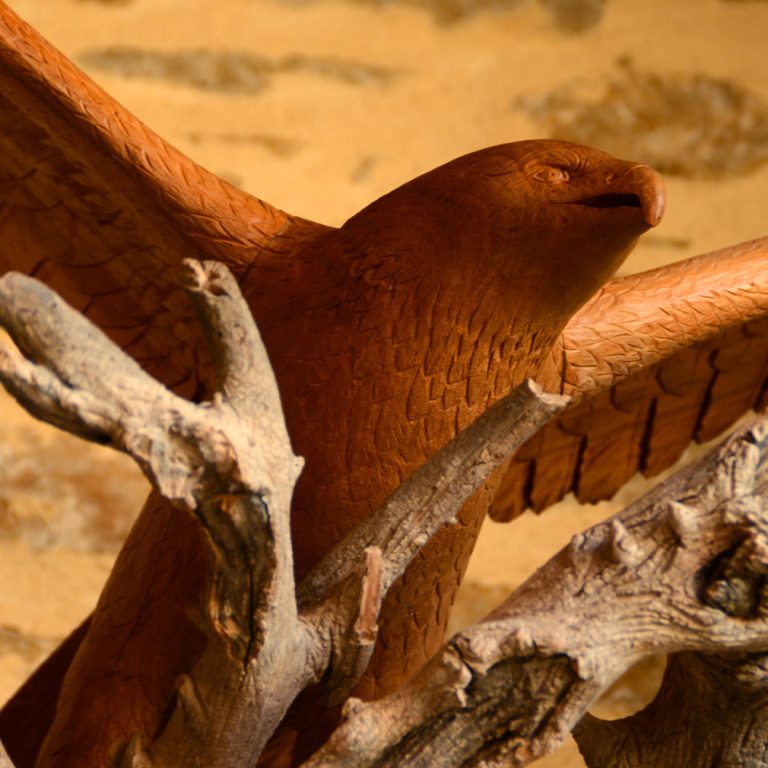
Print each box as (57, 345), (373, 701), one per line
(2, 0), (768, 764)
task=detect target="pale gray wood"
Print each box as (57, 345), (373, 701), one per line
(0, 263), (568, 765)
(302, 417), (768, 767)
(2, 261), (768, 767)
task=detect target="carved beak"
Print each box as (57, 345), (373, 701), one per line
(626, 164), (665, 227)
(570, 164), (666, 229)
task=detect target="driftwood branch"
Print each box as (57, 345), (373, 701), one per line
(0, 261), (306, 765)
(3, 261), (768, 767)
(301, 416), (768, 768)
(0, 263), (568, 765)
(300, 380), (568, 606)
(298, 378), (569, 700)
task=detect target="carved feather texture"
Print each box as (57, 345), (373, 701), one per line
(0, 2), (324, 399)
(491, 237), (768, 520)
(0, 1), (767, 766)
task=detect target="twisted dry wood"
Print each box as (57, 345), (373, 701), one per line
(0, 263), (567, 765)
(302, 416), (768, 767)
(0, 261), (305, 765)
(4, 261), (768, 767)
(2, 3), (768, 765)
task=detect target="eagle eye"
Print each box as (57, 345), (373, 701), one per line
(531, 165), (570, 184)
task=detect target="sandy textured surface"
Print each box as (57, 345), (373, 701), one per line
(2, 0), (768, 764)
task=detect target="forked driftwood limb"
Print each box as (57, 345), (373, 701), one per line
(301, 417), (768, 768)
(0, 262), (568, 765)
(2, 261), (768, 766)
(0, 260), (306, 764)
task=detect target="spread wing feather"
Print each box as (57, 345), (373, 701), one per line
(0, 1), (325, 398)
(0, 9), (332, 754)
(3, 0), (768, 757)
(7, 0), (764, 528)
(490, 236), (768, 521)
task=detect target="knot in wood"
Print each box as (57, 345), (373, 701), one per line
(702, 542), (768, 619)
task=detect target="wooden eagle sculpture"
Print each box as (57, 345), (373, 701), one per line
(0, 2), (767, 766)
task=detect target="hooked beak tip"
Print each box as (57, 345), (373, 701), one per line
(631, 164), (666, 228)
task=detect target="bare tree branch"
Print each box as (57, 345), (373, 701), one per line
(5, 260), (767, 768)
(300, 380), (568, 607)
(301, 416), (768, 768)
(0, 263), (308, 766)
(0, 264), (569, 764)
(298, 379), (569, 697)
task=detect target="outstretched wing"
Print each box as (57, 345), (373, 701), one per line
(0, 4), (333, 761)
(0, 1), (327, 399)
(491, 236), (768, 520)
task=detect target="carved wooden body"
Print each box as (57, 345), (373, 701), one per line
(0, 3), (767, 766)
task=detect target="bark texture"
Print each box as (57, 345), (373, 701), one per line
(0, 263), (567, 765)
(1, 262), (768, 766)
(303, 416), (768, 767)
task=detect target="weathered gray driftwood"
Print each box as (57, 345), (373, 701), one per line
(1, 262), (768, 766)
(0, 262), (567, 766)
(298, 414), (768, 767)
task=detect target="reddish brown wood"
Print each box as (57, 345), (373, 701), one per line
(0, 2), (766, 766)
(491, 236), (768, 520)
